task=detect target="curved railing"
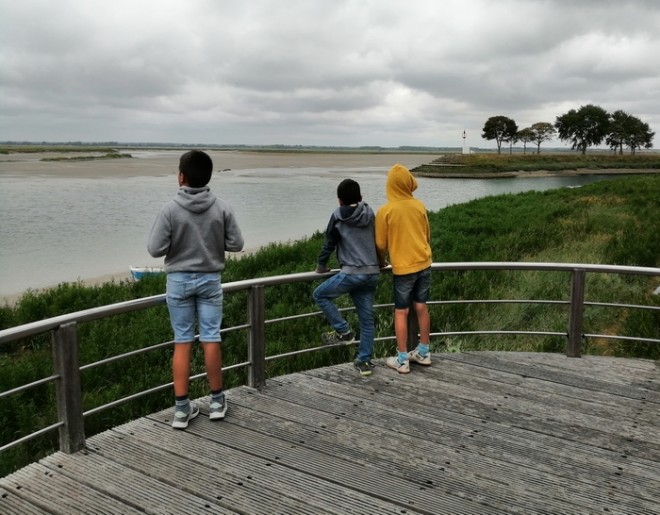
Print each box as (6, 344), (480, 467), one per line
(1, 262), (658, 457)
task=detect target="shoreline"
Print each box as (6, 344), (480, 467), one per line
(414, 168), (660, 179)
(0, 249), (261, 307)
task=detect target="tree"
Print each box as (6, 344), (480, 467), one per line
(607, 110), (630, 155)
(625, 119), (654, 154)
(529, 122), (556, 154)
(482, 116), (518, 154)
(607, 110), (655, 155)
(516, 127), (535, 154)
(554, 104), (610, 154)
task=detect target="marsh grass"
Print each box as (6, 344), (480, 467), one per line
(1, 175), (658, 476)
(414, 152), (660, 175)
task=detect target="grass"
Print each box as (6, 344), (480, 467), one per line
(0, 174), (659, 477)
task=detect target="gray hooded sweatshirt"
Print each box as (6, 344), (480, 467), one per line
(147, 186), (244, 273)
(317, 201), (380, 275)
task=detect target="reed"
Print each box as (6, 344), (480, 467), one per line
(414, 152), (660, 175)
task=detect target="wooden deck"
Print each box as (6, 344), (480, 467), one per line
(1, 351), (659, 514)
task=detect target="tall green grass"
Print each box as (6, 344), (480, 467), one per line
(1, 175), (658, 477)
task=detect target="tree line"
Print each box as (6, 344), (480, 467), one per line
(481, 105), (655, 155)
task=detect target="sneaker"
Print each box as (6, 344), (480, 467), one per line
(386, 356), (410, 374)
(209, 394), (228, 421)
(172, 404), (199, 430)
(321, 330), (355, 345)
(409, 348), (432, 366)
(354, 360), (374, 377)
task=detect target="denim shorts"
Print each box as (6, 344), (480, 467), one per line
(393, 267), (431, 309)
(166, 272), (223, 343)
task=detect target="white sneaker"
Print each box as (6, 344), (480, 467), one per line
(409, 348), (432, 366)
(386, 356), (410, 374)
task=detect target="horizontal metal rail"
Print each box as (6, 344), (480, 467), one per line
(0, 262), (658, 457)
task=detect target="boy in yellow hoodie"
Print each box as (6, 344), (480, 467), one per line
(375, 164), (432, 374)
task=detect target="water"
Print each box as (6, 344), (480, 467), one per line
(0, 162), (612, 297)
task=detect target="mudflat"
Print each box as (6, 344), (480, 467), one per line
(0, 150), (439, 179)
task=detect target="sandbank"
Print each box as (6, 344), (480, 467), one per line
(0, 150), (440, 179)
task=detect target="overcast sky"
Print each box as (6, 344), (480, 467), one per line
(1, 0), (659, 148)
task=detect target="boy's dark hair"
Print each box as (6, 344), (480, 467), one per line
(337, 178), (361, 205)
(179, 150), (213, 187)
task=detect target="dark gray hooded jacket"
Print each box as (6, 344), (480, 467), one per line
(317, 201), (379, 274)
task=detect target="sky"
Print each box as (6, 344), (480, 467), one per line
(1, 0), (659, 149)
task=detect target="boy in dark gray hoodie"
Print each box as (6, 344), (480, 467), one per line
(313, 179), (380, 376)
(148, 150), (244, 429)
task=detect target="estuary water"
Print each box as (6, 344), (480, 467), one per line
(0, 156), (613, 299)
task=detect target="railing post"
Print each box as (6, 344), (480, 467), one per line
(567, 269), (586, 358)
(52, 322), (85, 453)
(406, 300), (419, 352)
(248, 285), (266, 389)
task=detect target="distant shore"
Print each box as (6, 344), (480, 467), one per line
(0, 149), (439, 179)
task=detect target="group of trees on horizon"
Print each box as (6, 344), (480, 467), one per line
(482, 105), (655, 155)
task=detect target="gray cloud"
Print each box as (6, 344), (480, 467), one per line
(1, 0), (659, 147)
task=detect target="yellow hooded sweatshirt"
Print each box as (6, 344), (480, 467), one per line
(375, 164), (432, 275)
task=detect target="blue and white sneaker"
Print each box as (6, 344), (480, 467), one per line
(172, 403), (199, 430)
(386, 356), (410, 374)
(409, 348), (432, 366)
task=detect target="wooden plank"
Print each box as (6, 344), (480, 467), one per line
(273, 369), (660, 484)
(245, 370), (659, 513)
(0, 463), (145, 514)
(407, 358), (660, 431)
(39, 450), (238, 514)
(433, 359), (659, 424)
(142, 407), (507, 514)
(443, 352), (660, 402)
(89, 426), (398, 515)
(304, 358), (660, 462)
(0, 487), (51, 515)
(223, 386), (600, 513)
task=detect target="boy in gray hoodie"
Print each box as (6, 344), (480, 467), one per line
(313, 179), (380, 376)
(148, 150), (244, 429)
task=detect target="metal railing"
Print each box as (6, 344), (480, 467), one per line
(1, 262), (658, 457)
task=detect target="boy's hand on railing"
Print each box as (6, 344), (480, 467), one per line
(315, 265), (332, 273)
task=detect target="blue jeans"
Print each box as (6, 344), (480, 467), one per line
(166, 272), (223, 343)
(313, 272), (379, 362)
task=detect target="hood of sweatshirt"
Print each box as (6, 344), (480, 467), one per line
(336, 201), (373, 228)
(386, 163), (418, 201)
(174, 186), (217, 214)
